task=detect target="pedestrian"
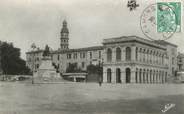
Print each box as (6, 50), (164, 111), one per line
(99, 76), (102, 86)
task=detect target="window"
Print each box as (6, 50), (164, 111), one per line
(58, 64), (60, 69)
(80, 52), (85, 59)
(82, 62), (85, 68)
(126, 47), (131, 61)
(172, 67), (175, 75)
(83, 52), (85, 58)
(135, 47), (138, 61)
(90, 52), (92, 59)
(57, 54), (60, 61)
(116, 47), (121, 61)
(67, 53), (71, 59)
(73, 53), (77, 59)
(36, 64), (39, 69)
(80, 53), (82, 58)
(99, 51), (101, 59)
(67, 62), (71, 68)
(107, 48), (112, 62)
(143, 49), (145, 62)
(172, 57), (174, 65)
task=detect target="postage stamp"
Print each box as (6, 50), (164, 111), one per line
(140, 1), (182, 41)
(157, 2), (181, 32)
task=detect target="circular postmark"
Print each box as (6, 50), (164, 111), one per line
(140, 3), (177, 41)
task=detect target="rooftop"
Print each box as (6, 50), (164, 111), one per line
(26, 49), (44, 54)
(153, 40), (177, 47)
(103, 35), (177, 50)
(52, 46), (103, 54)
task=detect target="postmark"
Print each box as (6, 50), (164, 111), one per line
(140, 2), (181, 41)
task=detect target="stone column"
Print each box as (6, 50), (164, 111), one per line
(143, 52), (145, 62)
(151, 53), (153, 64)
(139, 51), (142, 62)
(73, 77), (76, 82)
(137, 70), (139, 83)
(153, 55), (155, 64)
(112, 48), (116, 62)
(122, 47), (125, 61)
(103, 68), (107, 83)
(150, 72), (152, 83)
(121, 68), (125, 83)
(145, 52), (147, 63)
(152, 72), (155, 83)
(104, 49), (107, 63)
(147, 71), (150, 83)
(131, 47), (136, 61)
(147, 53), (150, 63)
(131, 69), (136, 83)
(137, 51), (140, 62)
(111, 68), (116, 83)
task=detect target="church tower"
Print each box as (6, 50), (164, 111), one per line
(60, 20), (69, 50)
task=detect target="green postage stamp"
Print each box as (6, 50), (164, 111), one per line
(157, 2), (181, 32)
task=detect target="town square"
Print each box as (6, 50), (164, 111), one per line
(0, 0), (184, 114)
(0, 82), (184, 114)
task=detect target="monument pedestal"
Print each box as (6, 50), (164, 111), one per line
(33, 56), (62, 83)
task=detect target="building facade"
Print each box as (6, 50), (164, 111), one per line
(26, 50), (44, 72)
(177, 53), (184, 71)
(102, 36), (177, 84)
(26, 20), (178, 83)
(52, 46), (103, 73)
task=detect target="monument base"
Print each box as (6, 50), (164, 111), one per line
(33, 56), (64, 83)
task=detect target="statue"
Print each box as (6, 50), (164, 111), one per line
(43, 45), (50, 57)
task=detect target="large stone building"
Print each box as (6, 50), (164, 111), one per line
(26, 20), (178, 83)
(102, 36), (177, 83)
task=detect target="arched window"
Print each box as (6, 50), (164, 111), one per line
(125, 68), (131, 83)
(116, 47), (121, 61)
(143, 49), (145, 62)
(107, 48), (112, 62)
(165, 72), (167, 82)
(147, 50), (149, 63)
(107, 68), (112, 83)
(150, 70), (152, 83)
(147, 69), (149, 83)
(136, 68), (138, 83)
(143, 69), (146, 83)
(153, 70), (155, 83)
(126, 47), (131, 61)
(136, 47), (138, 61)
(161, 54), (164, 65)
(139, 69), (142, 83)
(116, 68), (121, 83)
(150, 50), (152, 63)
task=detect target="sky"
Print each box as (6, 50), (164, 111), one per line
(0, 0), (184, 60)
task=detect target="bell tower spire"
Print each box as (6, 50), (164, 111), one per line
(60, 20), (69, 50)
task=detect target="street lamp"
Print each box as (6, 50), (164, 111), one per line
(32, 53), (35, 84)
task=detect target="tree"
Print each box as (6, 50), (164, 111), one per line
(66, 63), (84, 73)
(87, 64), (103, 75)
(0, 42), (31, 75)
(86, 64), (103, 82)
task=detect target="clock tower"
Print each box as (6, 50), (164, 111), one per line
(60, 20), (69, 50)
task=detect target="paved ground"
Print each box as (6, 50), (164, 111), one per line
(0, 82), (184, 114)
